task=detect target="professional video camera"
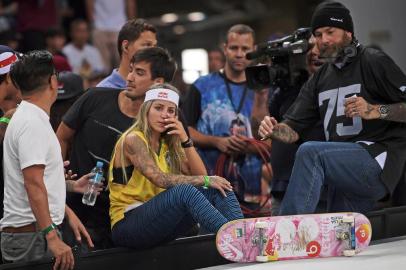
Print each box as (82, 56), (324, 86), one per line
(245, 28), (312, 90)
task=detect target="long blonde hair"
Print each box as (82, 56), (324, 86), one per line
(116, 83), (185, 184)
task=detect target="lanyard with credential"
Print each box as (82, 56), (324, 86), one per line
(223, 72), (248, 121)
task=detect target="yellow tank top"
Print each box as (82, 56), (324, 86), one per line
(109, 130), (167, 227)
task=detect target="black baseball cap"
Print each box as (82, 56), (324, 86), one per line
(57, 71), (84, 100)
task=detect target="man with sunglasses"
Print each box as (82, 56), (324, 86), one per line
(1, 51), (92, 269)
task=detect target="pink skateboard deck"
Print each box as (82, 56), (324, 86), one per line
(216, 212), (371, 262)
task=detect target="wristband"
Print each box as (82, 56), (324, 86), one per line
(181, 137), (194, 148)
(0, 117), (10, 124)
(41, 223), (57, 235)
(203, 175), (210, 189)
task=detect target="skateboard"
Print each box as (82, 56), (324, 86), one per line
(216, 212), (371, 262)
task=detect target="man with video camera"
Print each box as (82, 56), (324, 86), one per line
(259, 1), (406, 215)
(251, 34), (325, 215)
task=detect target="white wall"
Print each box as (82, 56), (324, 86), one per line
(338, 0), (406, 72)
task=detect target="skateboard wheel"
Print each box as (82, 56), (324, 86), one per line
(256, 255), (268, 262)
(255, 221), (268, 229)
(342, 216), (354, 224)
(343, 250), (356, 257)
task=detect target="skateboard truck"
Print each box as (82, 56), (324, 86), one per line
(254, 221), (269, 262)
(338, 215), (356, 257)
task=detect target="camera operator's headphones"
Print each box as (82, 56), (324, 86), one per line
(340, 40), (360, 66)
(343, 42), (358, 57)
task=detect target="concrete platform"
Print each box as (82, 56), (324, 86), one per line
(199, 237), (406, 270)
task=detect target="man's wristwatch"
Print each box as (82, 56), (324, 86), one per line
(378, 105), (389, 119)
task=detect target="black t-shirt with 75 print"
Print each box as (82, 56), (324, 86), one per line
(284, 46), (406, 195)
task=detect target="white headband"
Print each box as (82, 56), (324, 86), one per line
(144, 88), (179, 106)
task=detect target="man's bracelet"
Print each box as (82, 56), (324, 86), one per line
(41, 223), (57, 235)
(0, 117), (10, 124)
(181, 137), (194, 148)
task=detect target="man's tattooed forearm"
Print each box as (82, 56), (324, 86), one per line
(270, 123), (299, 144)
(383, 103), (406, 123)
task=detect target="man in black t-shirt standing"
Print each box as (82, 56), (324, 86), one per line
(259, 1), (406, 215)
(56, 47), (177, 249)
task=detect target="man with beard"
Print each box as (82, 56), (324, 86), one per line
(56, 47), (177, 249)
(182, 24), (269, 210)
(259, 1), (406, 215)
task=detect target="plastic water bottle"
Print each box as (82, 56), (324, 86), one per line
(82, 161), (104, 206)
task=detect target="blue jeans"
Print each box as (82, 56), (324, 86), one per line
(279, 141), (387, 215)
(112, 184), (243, 249)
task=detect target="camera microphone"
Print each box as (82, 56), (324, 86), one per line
(246, 40), (309, 60)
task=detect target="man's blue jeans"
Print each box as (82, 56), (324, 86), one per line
(279, 141), (387, 215)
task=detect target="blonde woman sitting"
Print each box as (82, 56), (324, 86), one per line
(109, 83), (243, 248)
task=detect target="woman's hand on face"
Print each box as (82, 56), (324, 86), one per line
(164, 117), (188, 142)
